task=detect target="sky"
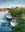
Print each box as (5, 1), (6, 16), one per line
(0, 0), (25, 8)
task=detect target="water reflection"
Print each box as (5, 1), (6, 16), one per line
(0, 12), (12, 32)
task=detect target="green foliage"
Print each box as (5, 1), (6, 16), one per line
(9, 7), (25, 32)
(21, 14), (25, 20)
(13, 19), (25, 32)
(10, 8), (17, 17)
(10, 7), (25, 18)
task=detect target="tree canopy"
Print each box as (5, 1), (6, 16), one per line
(9, 7), (25, 32)
(10, 7), (25, 17)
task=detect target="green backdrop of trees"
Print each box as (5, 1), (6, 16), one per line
(9, 7), (25, 32)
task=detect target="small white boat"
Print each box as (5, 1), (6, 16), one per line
(7, 15), (12, 19)
(10, 22), (16, 27)
(10, 21), (17, 27)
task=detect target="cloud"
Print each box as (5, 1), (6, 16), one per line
(0, 0), (25, 8)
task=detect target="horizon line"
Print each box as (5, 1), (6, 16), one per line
(0, 6), (25, 8)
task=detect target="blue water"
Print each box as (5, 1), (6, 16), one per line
(0, 13), (13, 32)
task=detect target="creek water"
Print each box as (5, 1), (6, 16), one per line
(0, 12), (13, 32)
